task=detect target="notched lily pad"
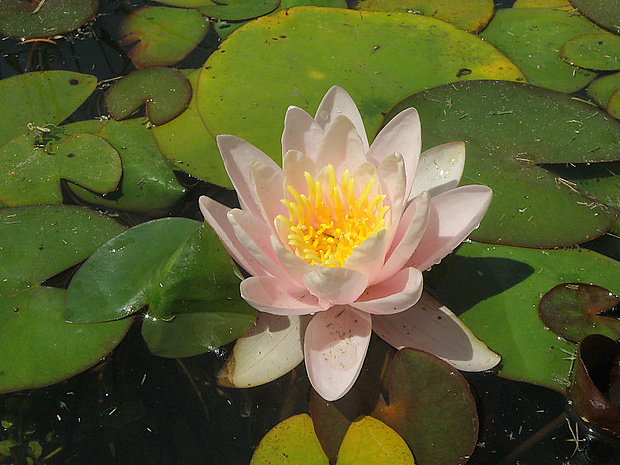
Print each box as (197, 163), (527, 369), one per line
(561, 33), (620, 71)
(0, 0), (98, 39)
(569, 0), (620, 34)
(568, 334), (620, 439)
(105, 67), (192, 126)
(539, 283), (620, 343)
(199, 0), (280, 21)
(118, 6), (208, 69)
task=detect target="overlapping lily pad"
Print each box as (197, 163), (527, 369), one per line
(196, 7), (524, 184)
(513, 0), (574, 9)
(480, 8), (600, 92)
(199, 0), (280, 21)
(390, 80), (620, 247)
(0, 0), (98, 39)
(561, 33), (620, 70)
(569, 0), (620, 34)
(0, 205), (129, 393)
(587, 72), (620, 108)
(118, 6), (208, 69)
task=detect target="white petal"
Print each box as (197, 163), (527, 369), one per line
(218, 313), (307, 388)
(351, 267), (423, 315)
(271, 236), (314, 286)
(282, 149), (317, 197)
(282, 106), (324, 160)
(315, 86), (369, 151)
(377, 152), (406, 217)
(344, 229), (388, 284)
(241, 276), (322, 316)
(409, 141), (466, 202)
(250, 161), (286, 231)
(303, 267), (369, 309)
(304, 306), (372, 401)
(373, 292), (501, 371)
(315, 115), (367, 180)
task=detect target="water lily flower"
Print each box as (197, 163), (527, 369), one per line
(199, 86), (499, 401)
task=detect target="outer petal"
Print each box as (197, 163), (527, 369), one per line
(304, 306), (372, 401)
(199, 196), (265, 277)
(217, 135), (281, 218)
(251, 161), (286, 231)
(218, 312), (307, 388)
(282, 106), (325, 160)
(408, 185), (493, 272)
(372, 292), (501, 371)
(241, 276), (322, 316)
(366, 108), (421, 199)
(315, 115), (367, 180)
(351, 267), (423, 315)
(315, 86), (369, 151)
(408, 141), (466, 202)
(303, 267), (368, 309)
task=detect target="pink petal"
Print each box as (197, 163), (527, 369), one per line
(366, 108), (421, 200)
(315, 115), (367, 180)
(376, 192), (430, 283)
(372, 292), (501, 371)
(315, 86), (369, 151)
(217, 135), (281, 218)
(250, 161), (286, 230)
(408, 185), (493, 271)
(377, 152), (406, 216)
(198, 196), (265, 277)
(343, 229), (388, 284)
(282, 106), (324, 161)
(409, 141), (466, 202)
(241, 276), (322, 316)
(282, 149), (317, 197)
(303, 267), (368, 309)
(351, 267), (423, 315)
(271, 236), (314, 286)
(304, 306), (372, 401)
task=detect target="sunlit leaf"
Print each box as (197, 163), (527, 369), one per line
(105, 67), (192, 126)
(587, 72), (620, 108)
(0, 0), (98, 39)
(480, 8), (599, 92)
(561, 33), (620, 71)
(199, 0), (280, 21)
(569, 0), (620, 34)
(390, 80), (620, 247)
(513, 0), (574, 9)
(119, 6), (208, 69)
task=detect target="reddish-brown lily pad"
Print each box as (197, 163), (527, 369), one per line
(539, 283), (620, 343)
(0, 0), (98, 39)
(104, 67), (192, 126)
(568, 334), (620, 439)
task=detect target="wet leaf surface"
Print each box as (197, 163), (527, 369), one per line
(390, 80), (620, 247)
(561, 33), (620, 71)
(118, 6), (208, 69)
(199, 0), (280, 21)
(569, 334), (620, 439)
(372, 348), (477, 465)
(0, 205), (129, 393)
(569, 0), (620, 34)
(105, 67), (192, 126)
(539, 283), (620, 342)
(0, 0), (98, 39)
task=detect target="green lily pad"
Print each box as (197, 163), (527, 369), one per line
(539, 283), (620, 343)
(0, 205), (129, 393)
(196, 7), (524, 180)
(480, 8), (599, 93)
(105, 67), (192, 126)
(0, 130), (122, 206)
(0, 71), (97, 147)
(587, 71), (620, 108)
(561, 33), (620, 70)
(118, 6), (208, 69)
(64, 119), (186, 214)
(390, 80), (620, 247)
(608, 86), (620, 118)
(355, 0), (494, 32)
(569, 0), (620, 34)
(199, 0), (280, 21)
(152, 0), (216, 6)
(372, 348), (477, 465)
(250, 413), (329, 465)
(0, 0), (98, 39)
(513, 0), (574, 9)
(425, 241), (620, 393)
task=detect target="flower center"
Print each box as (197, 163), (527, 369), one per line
(276, 164), (389, 267)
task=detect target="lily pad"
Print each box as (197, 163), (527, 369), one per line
(569, 0), (620, 34)
(355, 0), (494, 32)
(390, 80), (620, 247)
(0, 130), (122, 206)
(118, 6), (208, 69)
(0, 71), (97, 147)
(513, 0), (575, 9)
(568, 334), (620, 439)
(152, 0), (216, 6)
(0, 205), (129, 393)
(105, 67), (192, 126)
(608, 86), (620, 118)
(372, 348), (477, 465)
(0, 0), (98, 39)
(196, 7), (524, 181)
(199, 0), (280, 21)
(587, 71), (620, 108)
(64, 119), (186, 214)
(425, 241), (620, 393)
(561, 33), (620, 70)
(480, 8), (599, 93)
